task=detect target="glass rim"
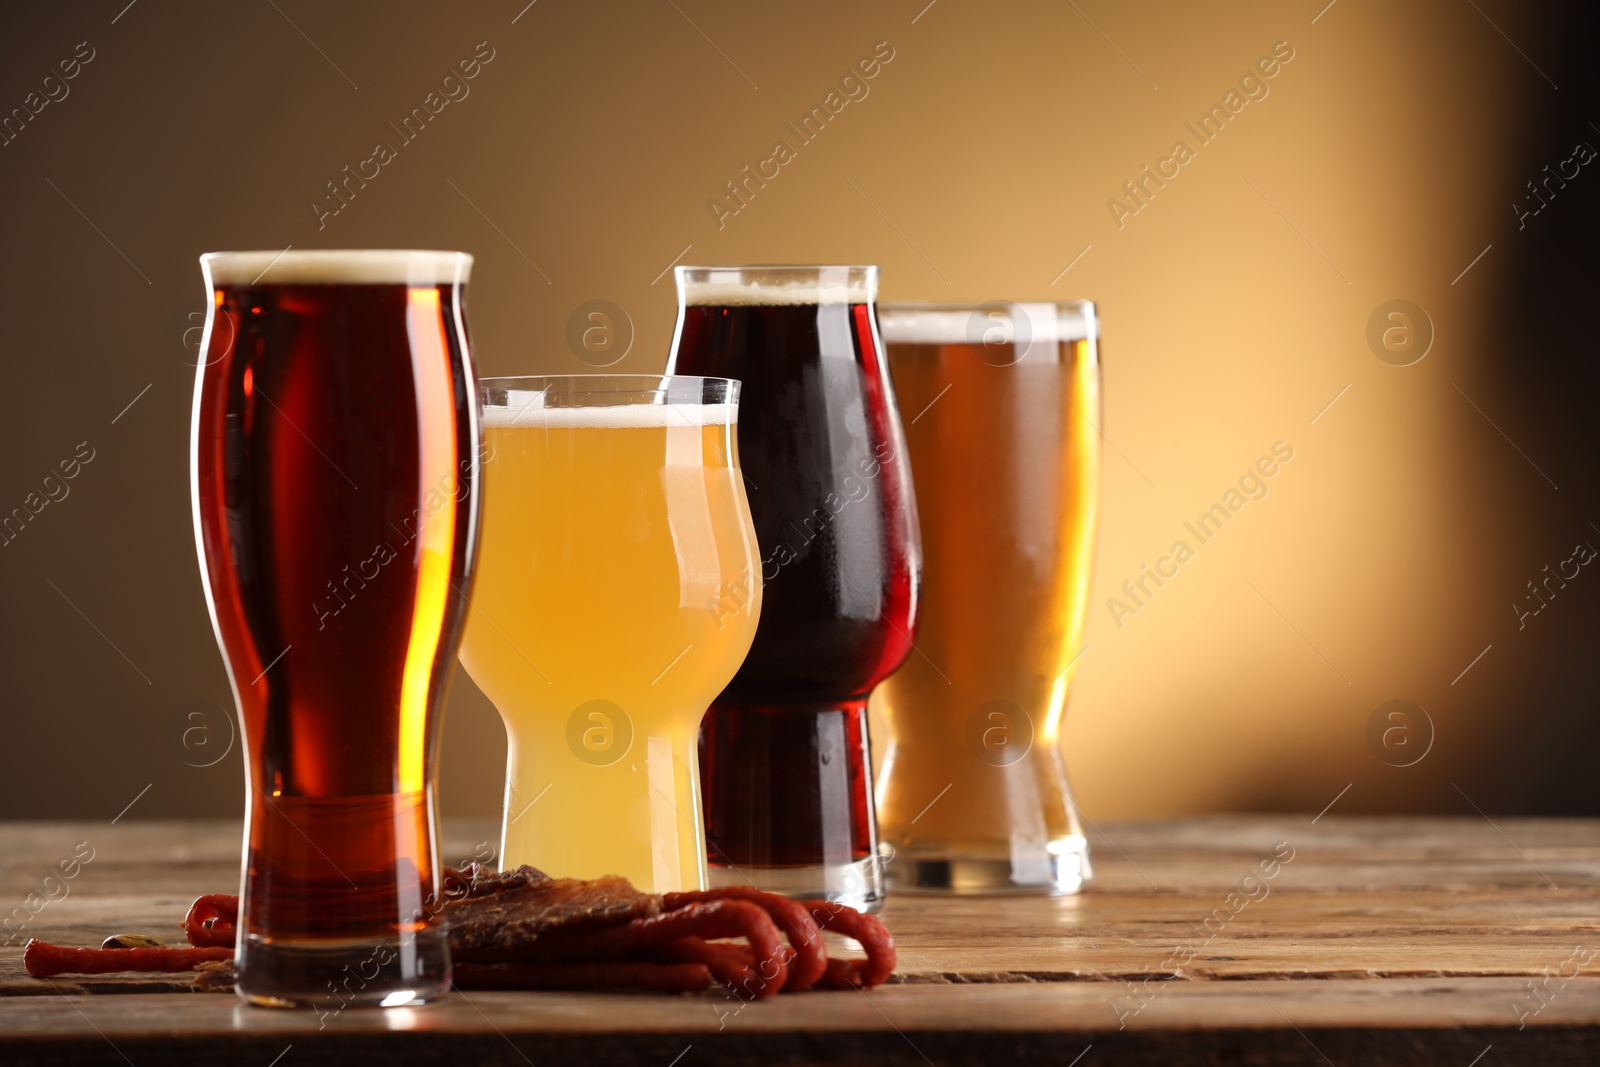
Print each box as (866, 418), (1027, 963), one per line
(675, 264), (878, 307)
(877, 300), (1098, 349)
(201, 249), (472, 286)
(479, 374), (739, 399)
(676, 263), (879, 274)
(878, 298), (1095, 313)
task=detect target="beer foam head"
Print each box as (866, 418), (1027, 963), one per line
(482, 400), (735, 429)
(678, 266), (876, 306)
(879, 302), (1097, 345)
(201, 250), (473, 286)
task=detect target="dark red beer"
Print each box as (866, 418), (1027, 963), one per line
(192, 250), (479, 1006)
(668, 266), (921, 908)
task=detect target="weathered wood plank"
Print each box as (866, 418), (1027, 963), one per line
(1, 816), (1596, 1064)
(1, 980), (1598, 1066)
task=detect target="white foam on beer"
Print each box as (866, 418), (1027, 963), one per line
(201, 250), (473, 285)
(481, 402), (735, 429)
(685, 282), (872, 306)
(682, 270), (874, 307)
(878, 303), (1095, 344)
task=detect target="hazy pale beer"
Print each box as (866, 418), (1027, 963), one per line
(458, 376), (761, 894)
(191, 250), (480, 1005)
(874, 302), (1100, 893)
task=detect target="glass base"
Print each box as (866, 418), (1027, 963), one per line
(235, 930), (450, 1009)
(709, 853), (885, 913)
(885, 836), (1093, 896)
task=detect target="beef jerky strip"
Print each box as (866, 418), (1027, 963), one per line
(802, 901), (897, 989)
(24, 939), (232, 977)
(193, 959), (237, 993)
(663, 887), (828, 991)
(453, 961), (712, 994)
(443, 864), (660, 960)
(501, 899), (791, 997)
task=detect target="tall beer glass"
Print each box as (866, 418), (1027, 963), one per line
(191, 250), (480, 1005)
(669, 266), (921, 910)
(875, 301), (1100, 894)
(458, 376), (761, 894)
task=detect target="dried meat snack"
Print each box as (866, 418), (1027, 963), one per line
(22, 865), (898, 993)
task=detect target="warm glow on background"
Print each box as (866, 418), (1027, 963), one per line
(1, 0), (1591, 823)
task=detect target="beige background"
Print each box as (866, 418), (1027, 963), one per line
(0, 0), (1585, 823)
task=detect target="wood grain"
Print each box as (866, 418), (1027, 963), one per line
(1, 815), (1596, 1064)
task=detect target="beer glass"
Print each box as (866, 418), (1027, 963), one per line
(874, 301), (1100, 894)
(458, 375), (762, 894)
(191, 250), (480, 1006)
(669, 266), (922, 910)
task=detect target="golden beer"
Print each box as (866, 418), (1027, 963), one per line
(874, 303), (1101, 893)
(458, 377), (761, 893)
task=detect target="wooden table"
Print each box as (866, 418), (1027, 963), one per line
(2, 816), (1596, 1065)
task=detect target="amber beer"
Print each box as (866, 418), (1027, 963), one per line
(191, 250), (479, 1005)
(874, 302), (1100, 893)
